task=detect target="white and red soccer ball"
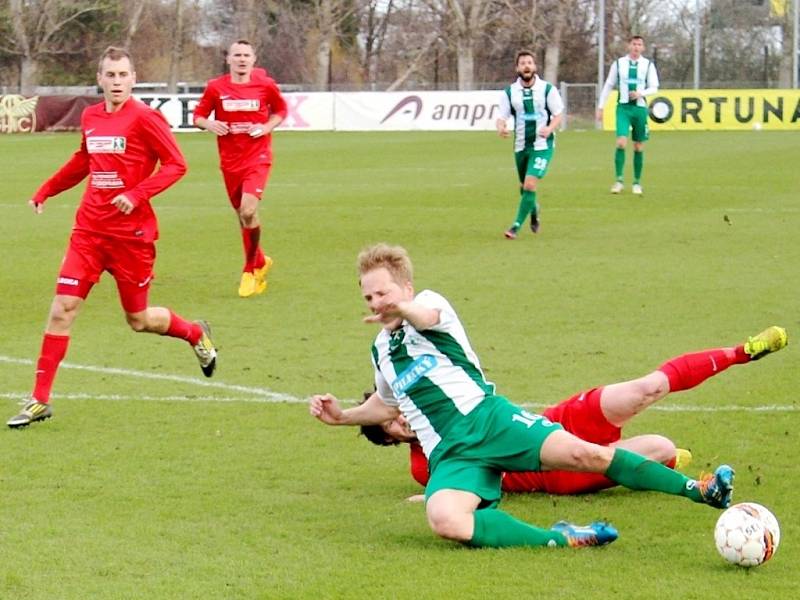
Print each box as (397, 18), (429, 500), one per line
(714, 502), (780, 567)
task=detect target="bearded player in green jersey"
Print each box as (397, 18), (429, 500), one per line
(309, 243), (745, 550)
(596, 36), (660, 195)
(497, 51), (563, 239)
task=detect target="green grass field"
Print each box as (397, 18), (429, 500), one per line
(1, 129), (798, 599)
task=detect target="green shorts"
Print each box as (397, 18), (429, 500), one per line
(514, 147), (554, 183)
(425, 395), (563, 504)
(615, 103), (649, 142)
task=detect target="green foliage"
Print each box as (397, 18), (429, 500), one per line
(0, 130), (798, 598)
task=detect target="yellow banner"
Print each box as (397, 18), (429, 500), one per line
(601, 90), (800, 131)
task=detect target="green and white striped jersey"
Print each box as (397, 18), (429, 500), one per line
(498, 76), (564, 152)
(372, 290), (496, 458)
(597, 55), (660, 108)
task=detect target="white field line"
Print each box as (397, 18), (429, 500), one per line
(1, 354), (796, 412)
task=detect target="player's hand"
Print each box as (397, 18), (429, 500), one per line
(595, 108), (603, 121)
(363, 301), (404, 324)
(29, 199), (44, 214)
(309, 393), (345, 425)
(206, 120), (230, 136)
(110, 194), (135, 215)
(538, 126), (554, 138)
(629, 91), (640, 100)
(497, 125), (510, 138)
(248, 123), (270, 138)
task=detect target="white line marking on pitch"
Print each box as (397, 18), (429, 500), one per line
(1, 355), (796, 412)
(0, 355), (296, 403)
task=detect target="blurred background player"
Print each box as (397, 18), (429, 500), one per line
(497, 50), (563, 239)
(596, 35), (660, 195)
(8, 47), (217, 429)
(361, 325), (787, 497)
(194, 40), (288, 298)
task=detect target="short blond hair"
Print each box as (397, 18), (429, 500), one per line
(98, 46), (134, 72)
(357, 243), (413, 285)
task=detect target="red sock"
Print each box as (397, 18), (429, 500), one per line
(241, 226), (262, 272)
(32, 333), (70, 403)
(658, 346), (749, 392)
(164, 310), (202, 345)
(665, 456), (677, 469)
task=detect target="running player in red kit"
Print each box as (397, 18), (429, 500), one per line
(360, 326), (787, 497)
(7, 47), (217, 429)
(193, 40), (288, 298)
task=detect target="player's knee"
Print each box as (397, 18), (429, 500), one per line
(633, 142), (644, 152)
(651, 435), (677, 463)
(522, 179), (538, 192)
(49, 296), (80, 326)
(566, 442), (612, 472)
(125, 312), (148, 332)
(426, 506), (471, 541)
(616, 137), (627, 149)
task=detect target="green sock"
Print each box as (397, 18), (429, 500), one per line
(513, 190), (536, 228)
(615, 148), (625, 180)
(605, 448), (703, 503)
(469, 508), (567, 548)
(633, 151), (643, 183)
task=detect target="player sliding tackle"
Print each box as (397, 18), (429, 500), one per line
(310, 243), (788, 549)
(361, 323), (786, 498)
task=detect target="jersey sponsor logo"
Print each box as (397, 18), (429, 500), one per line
(222, 99), (260, 112)
(391, 354), (438, 397)
(87, 136), (126, 154)
(90, 171), (124, 189)
(57, 276), (79, 286)
(229, 121), (255, 134)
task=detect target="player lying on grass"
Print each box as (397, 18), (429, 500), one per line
(360, 325), (787, 499)
(309, 243), (785, 550)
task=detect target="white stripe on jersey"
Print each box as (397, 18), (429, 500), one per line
(372, 289), (494, 457)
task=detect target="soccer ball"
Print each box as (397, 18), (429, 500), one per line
(714, 502), (780, 567)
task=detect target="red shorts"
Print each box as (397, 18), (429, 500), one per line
(222, 164), (272, 209)
(505, 387), (619, 494)
(542, 386), (621, 446)
(56, 230), (155, 313)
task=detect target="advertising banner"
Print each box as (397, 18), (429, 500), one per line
(333, 91), (501, 131)
(133, 92), (335, 131)
(601, 89), (800, 131)
(0, 95), (97, 133)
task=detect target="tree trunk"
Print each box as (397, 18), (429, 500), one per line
(168, 0), (184, 93)
(20, 56), (39, 95)
(124, 0), (147, 49)
(456, 36), (474, 90)
(316, 37), (332, 90)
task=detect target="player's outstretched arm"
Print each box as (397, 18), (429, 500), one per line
(309, 392), (399, 426)
(363, 300), (440, 331)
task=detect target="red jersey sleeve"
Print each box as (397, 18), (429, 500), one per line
(33, 135), (90, 203)
(265, 79), (288, 120)
(409, 442), (430, 487)
(124, 109), (187, 206)
(193, 80), (217, 121)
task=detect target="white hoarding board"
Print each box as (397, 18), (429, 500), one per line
(133, 92), (335, 131)
(333, 91), (501, 131)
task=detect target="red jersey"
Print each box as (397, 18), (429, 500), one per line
(193, 73), (288, 171)
(33, 98), (187, 243)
